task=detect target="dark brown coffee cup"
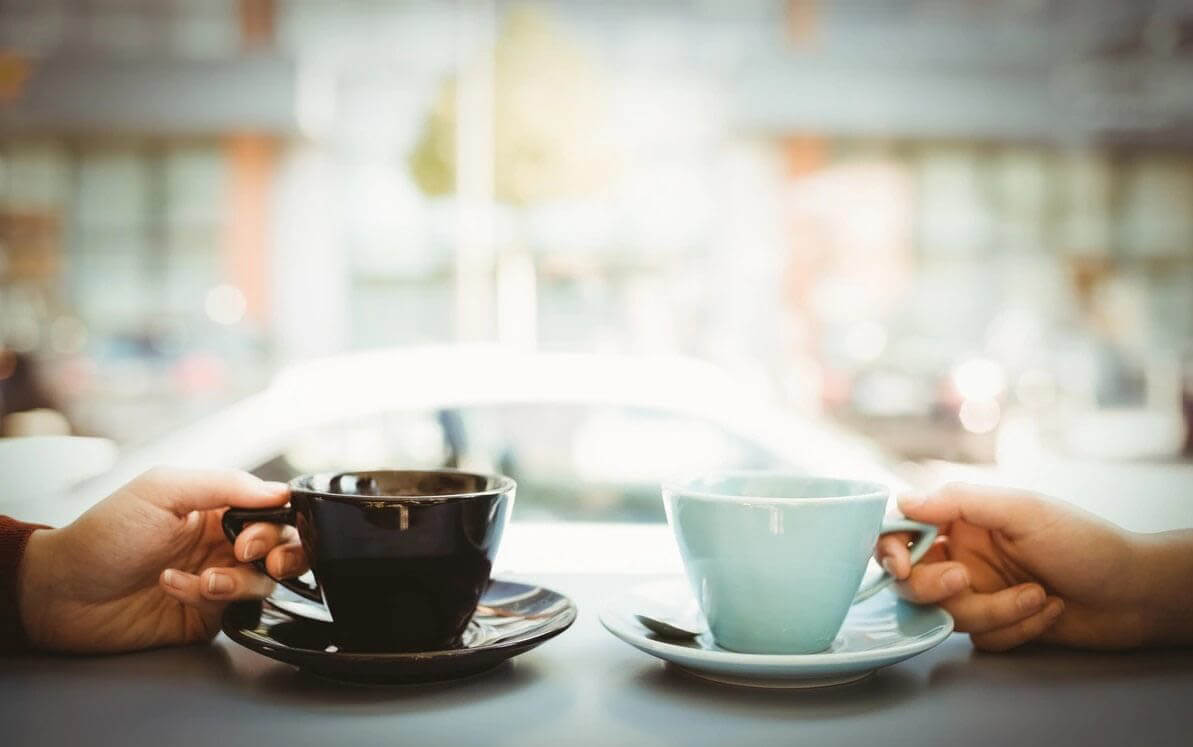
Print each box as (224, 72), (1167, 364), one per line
(223, 469), (515, 652)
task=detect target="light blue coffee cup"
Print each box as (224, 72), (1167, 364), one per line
(663, 472), (937, 655)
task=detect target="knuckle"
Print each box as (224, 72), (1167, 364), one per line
(234, 469), (262, 488)
(1017, 615), (1046, 638)
(219, 468), (256, 490)
(966, 601), (1055, 652)
(1023, 494), (1050, 514)
(940, 599), (972, 628)
(991, 602), (1018, 628)
(1006, 486), (1042, 506)
(988, 617), (1045, 650)
(139, 465), (175, 486)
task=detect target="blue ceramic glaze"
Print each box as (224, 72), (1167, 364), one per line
(600, 581), (954, 688)
(663, 473), (936, 655)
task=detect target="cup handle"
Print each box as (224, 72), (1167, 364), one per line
(853, 518), (939, 604)
(221, 506), (323, 603)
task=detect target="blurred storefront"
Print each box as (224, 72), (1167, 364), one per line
(1, 0), (1190, 476)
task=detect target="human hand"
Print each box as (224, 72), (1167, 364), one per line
(18, 467), (310, 653)
(875, 482), (1181, 652)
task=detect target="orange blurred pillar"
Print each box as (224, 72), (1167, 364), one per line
(221, 135), (275, 325)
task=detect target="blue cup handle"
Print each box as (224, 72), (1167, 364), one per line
(853, 519), (939, 603)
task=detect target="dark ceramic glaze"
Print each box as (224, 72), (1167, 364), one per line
(223, 470), (515, 652)
(222, 580), (576, 684)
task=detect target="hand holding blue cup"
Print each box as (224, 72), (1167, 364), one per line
(664, 473), (936, 654)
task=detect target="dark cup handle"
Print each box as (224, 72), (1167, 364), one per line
(221, 506), (322, 603)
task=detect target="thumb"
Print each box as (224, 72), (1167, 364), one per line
(133, 467), (289, 516)
(897, 482), (1048, 537)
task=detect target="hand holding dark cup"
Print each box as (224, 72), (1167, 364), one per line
(19, 467), (309, 652)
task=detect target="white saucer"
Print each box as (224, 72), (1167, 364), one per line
(599, 579), (953, 689)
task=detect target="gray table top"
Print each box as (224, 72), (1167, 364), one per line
(4, 573), (1193, 747)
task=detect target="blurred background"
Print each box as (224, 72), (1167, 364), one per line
(2, 0), (1192, 525)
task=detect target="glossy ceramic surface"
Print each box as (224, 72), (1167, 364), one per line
(600, 579), (953, 688)
(663, 472), (935, 654)
(223, 469), (515, 652)
(223, 579), (576, 684)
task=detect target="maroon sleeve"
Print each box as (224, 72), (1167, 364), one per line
(1, 516), (50, 654)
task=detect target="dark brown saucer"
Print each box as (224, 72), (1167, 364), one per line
(222, 579), (576, 684)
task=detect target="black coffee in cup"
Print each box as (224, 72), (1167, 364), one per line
(224, 470), (515, 652)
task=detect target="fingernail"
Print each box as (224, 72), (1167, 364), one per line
(881, 557), (896, 576)
(1017, 587), (1045, 612)
(242, 540), (264, 561)
(1044, 598), (1065, 619)
(263, 481), (288, 494)
(207, 572), (234, 595)
(942, 568), (968, 593)
(163, 569), (183, 589)
(279, 551), (302, 576)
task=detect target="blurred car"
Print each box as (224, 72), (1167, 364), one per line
(29, 345), (898, 527)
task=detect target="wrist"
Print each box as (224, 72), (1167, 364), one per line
(18, 526), (63, 650)
(1127, 530), (1193, 647)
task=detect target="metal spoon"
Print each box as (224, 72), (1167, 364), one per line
(634, 612), (703, 641)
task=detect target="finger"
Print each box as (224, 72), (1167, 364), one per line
(893, 561), (970, 604)
(135, 467), (288, 515)
(234, 522), (298, 562)
(264, 544), (310, 579)
(875, 532), (914, 579)
(941, 583), (1047, 634)
(879, 538), (950, 581)
(198, 565), (276, 601)
(969, 598), (1065, 652)
(898, 482), (1050, 537)
(160, 569), (219, 613)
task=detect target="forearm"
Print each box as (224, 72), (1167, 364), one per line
(1132, 529), (1193, 646)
